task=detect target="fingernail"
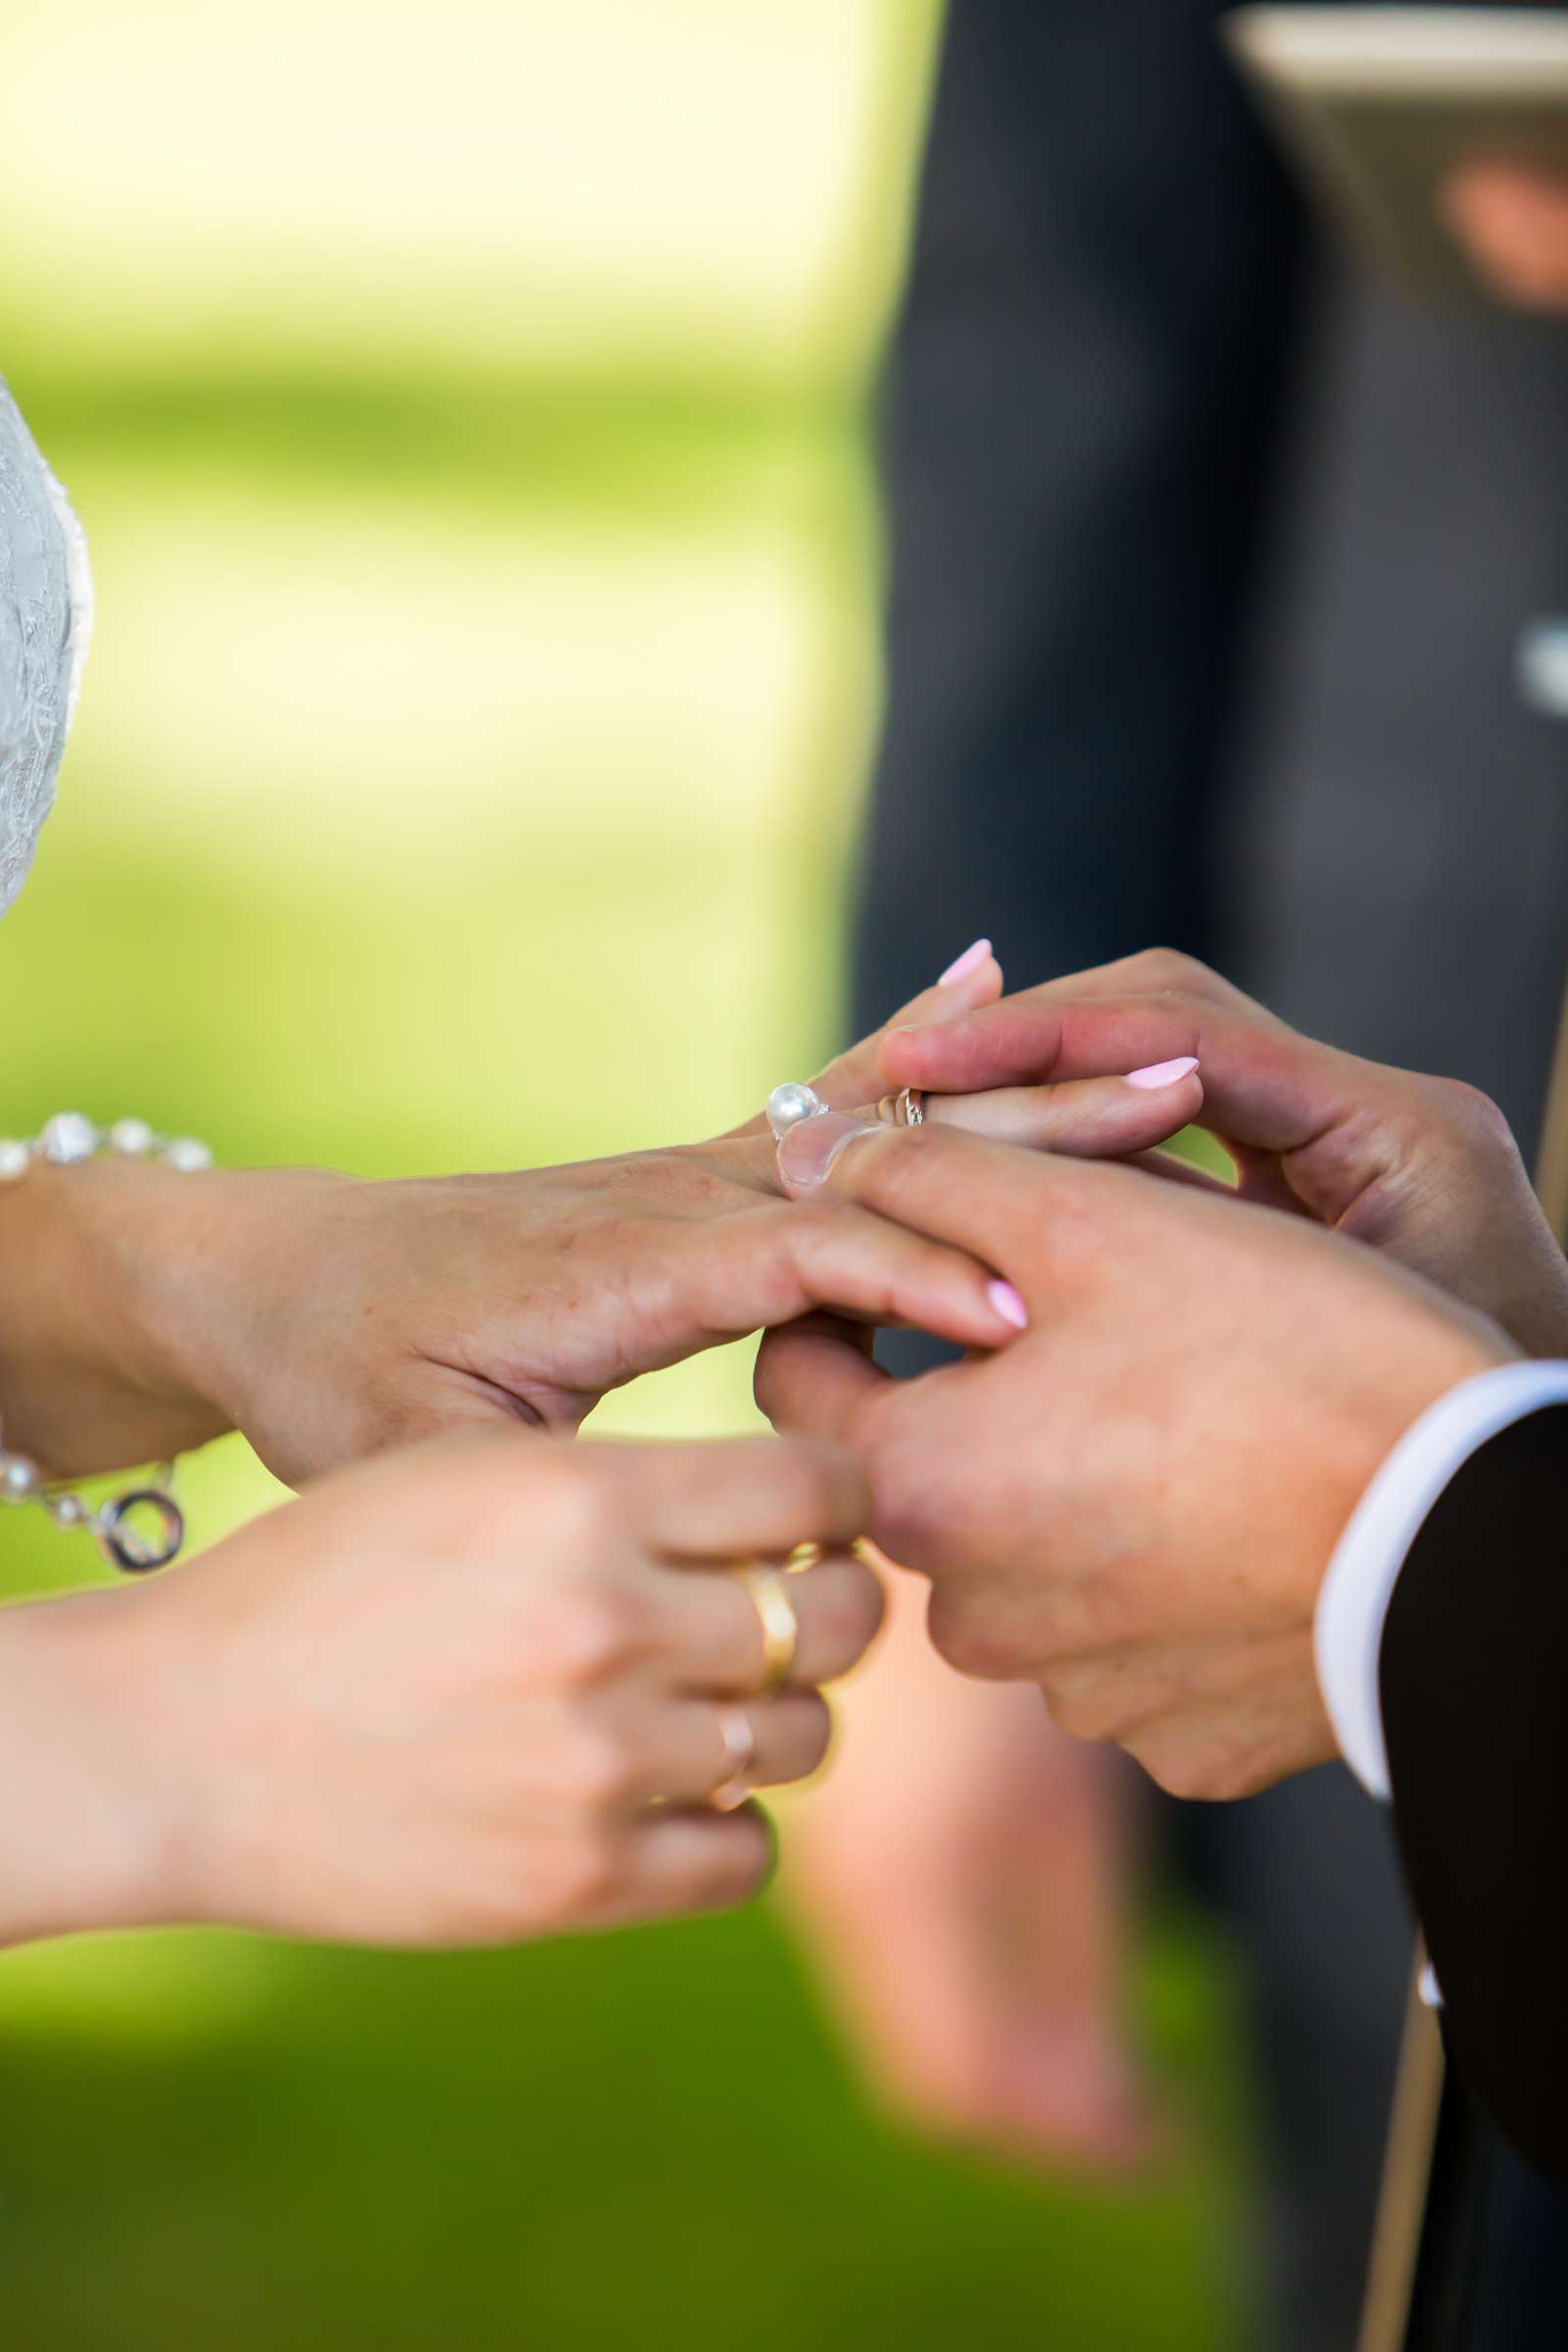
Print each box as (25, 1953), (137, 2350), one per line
(937, 937), (992, 987)
(987, 1278), (1029, 1331)
(777, 1109), (877, 1187)
(1125, 1055), (1199, 1091)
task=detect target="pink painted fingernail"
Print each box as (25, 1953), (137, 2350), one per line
(776, 1108), (877, 1187)
(938, 937), (992, 987)
(987, 1278), (1029, 1331)
(1125, 1055), (1200, 1091)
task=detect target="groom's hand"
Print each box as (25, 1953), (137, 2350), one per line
(878, 947), (1568, 1358)
(758, 1119), (1508, 1799)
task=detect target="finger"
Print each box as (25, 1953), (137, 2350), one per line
(1011, 948), (1250, 1012)
(666, 1193), (1028, 1352)
(806, 941), (1004, 1109)
(619, 1432), (869, 1560)
(915, 1062), (1201, 1154)
(754, 1315), (889, 1441)
(647, 1688), (834, 1803)
(725, 948), (1004, 1146)
(873, 947), (1249, 1097)
(881, 991), (1366, 1167)
(583, 1805), (775, 1928)
(776, 1112), (1096, 1278)
(647, 1545), (886, 1694)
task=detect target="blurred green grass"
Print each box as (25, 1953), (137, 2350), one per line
(0, 6), (1248, 2344)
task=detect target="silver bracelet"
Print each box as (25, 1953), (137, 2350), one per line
(0, 1110), (214, 1572)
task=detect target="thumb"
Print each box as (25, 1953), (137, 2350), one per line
(755, 1316), (886, 1439)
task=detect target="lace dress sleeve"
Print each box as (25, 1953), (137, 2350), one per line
(0, 384), (92, 916)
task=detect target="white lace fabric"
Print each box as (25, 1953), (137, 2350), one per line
(0, 381), (92, 916)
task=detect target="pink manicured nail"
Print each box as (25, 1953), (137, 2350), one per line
(1125, 1055), (1200, 1091)
(776, 1109), (877, 1187)
(987, 1278), (1029, 1331)
(937, 937), (993, 987)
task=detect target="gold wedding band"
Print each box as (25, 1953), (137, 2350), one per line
(710, 1702), (759, 1812)
(734, 1562), (799, 1695)
(875, 1086), (926, 1128)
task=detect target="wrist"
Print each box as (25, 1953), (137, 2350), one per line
(0, 1156), (234, 1474)
(0, 1586), (196, 1944)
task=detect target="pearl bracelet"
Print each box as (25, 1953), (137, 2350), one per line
(0, 1111), (213, 1179)
(0, 1110), (213, 1571)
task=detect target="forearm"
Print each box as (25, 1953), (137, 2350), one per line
(0, 1157), (236, 1475)
(0, 1588), (186, 1946)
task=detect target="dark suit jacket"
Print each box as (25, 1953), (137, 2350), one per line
(1381, 1403), (1568, 2186)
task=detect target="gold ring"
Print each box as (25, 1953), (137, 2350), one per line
(735, 1562), (799, 1694)
(710, 1702), (759, 1812)
(875, 1086), (926, 1128)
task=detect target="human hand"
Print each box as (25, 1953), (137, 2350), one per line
(758, 1118), (1510, 1799)
(0, 945), (1195, 1485)
(0, 1428), (882, 1949)
(785, 1560), (1162, 2172)
(1444, 163), (1568, 310)
(877, 948), (1568, 1357)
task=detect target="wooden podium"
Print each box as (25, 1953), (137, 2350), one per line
(1356, 987), (1568, 2352)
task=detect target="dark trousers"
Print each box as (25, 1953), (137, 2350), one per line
(853, 4), (1568, 2343)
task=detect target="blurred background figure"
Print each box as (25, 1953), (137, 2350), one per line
(808, 4), (1568, 2349)
(0, 5), (1244, 2348)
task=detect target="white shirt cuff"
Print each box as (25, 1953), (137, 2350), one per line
(1314, 1360), (1568, 1802)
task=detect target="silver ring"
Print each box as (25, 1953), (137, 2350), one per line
(710, 1702), (759, 1811)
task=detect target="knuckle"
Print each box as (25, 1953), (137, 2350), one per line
(926, 1589), (1019, 1683)
(489, 1445), (620, 1555)
(862, 1129), (937, 1215)
(542, 1572), (646, 1686)
(1124, 946), (1205, 997)
(1130, 1729), (1261, 1804)
(554, 1713), (643, 1808)
(842, 1560), (888, 1654)
(539, 1456), (621, 1548)
(808, 1563), (885, 1672)
(870, 1488), (937, 1576)
(778, 1690), (833, 1776)
(542, 1826), (625, 1919)
(1426, 1074), (1517, 1155)
(1041, 1677), (1115, 1744)
(709, 1814), (773, 1907)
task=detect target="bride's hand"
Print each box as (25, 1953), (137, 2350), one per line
(877, 947), (1568, 1357)
(0, 1429), (882, 1949)
(0, 946), (1195, 1484)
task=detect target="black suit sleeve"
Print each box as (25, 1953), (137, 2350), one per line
(1379, 1401), (1568, 2187)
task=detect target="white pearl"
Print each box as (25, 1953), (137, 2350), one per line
(39, 1111), (98, 1164)
(765, 1082), (824, 1140)
(163, 1137), (214, 1172)
(48, 1494), (88, 1528)
(0, 1451), (42, 1501)
(0, 1140), (30, 1181)
(109, 1117), (155, 1156)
